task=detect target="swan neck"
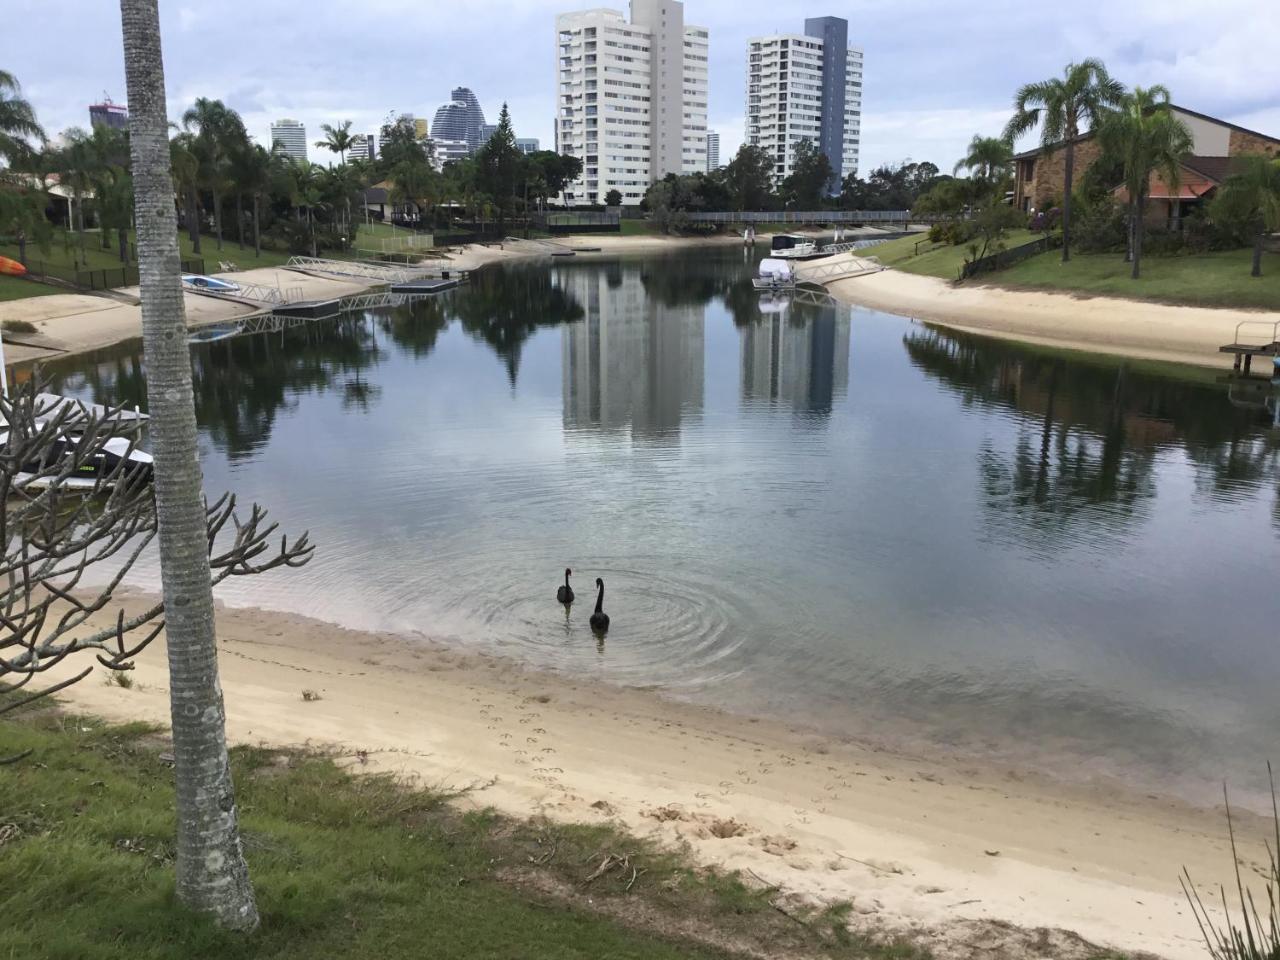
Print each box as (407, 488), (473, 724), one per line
(594, 582), (604, 613)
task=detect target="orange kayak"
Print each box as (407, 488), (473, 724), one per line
(0, 255), (26, 277)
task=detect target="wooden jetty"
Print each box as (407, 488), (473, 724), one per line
(1219, 320), (1280, 374)
(390, 278), (461, 294)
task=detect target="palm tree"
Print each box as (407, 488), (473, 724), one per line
(182, 97), (247, 251)
(54, 128), (98, 265)
(0, 70), (45, 166)
(119, 0), (259, 931)
(169, 133), (202, 254)
(316, 120), (355, 164)
(954, 135), (1014, 197)
(1212, 155), (1280, 278)
(1004, 59), (1125, 262)
(1097, 86), (1193, 279)
(232, 143), (274, 258)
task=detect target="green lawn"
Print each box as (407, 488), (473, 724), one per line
(866, 229), (1042, 280)
(0, 275), (62, 301)
(995, 247), (1280, 310)
(0, 708), (922, 960)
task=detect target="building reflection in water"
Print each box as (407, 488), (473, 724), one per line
(739, 295), (850, 416)
(558, 263), (704, 440)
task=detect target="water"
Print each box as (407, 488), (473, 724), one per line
(40, 249), (1280, 806)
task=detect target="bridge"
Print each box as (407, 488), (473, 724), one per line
(793, 253), (886, 285)
(682, 210), (943, 226)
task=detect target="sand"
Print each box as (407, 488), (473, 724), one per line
(0, 234), (745, 367)
(48, 593), (1267, 960)
(825, 261), (1280, 369)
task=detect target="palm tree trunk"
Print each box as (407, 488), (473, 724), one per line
(1061, 139), (1075, 263)
(187, 188), (201, 254)
(1131, 195), (1144, 280)
(236, 194), (244, 250)
(17, 232), (26, 266)
(118, 226), (129, 263)
(119, 0), (259, 933)
(1253, 229), (1265, 278)
(213, 188), (223, 250)
(252, 194), (261, 258)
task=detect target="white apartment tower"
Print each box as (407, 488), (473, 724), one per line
(706, 130), (720, 170)
(555, 1), (708, 204)
(746, 17), (862, 192)
(269, 118), (308, 163)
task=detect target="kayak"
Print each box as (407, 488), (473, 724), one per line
(0, 255), (27, 277)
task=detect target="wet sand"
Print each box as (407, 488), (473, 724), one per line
(824, 261), (1280, 369)
(51, 593), (1267, 960)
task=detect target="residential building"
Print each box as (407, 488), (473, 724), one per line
(555, 0), (709, 205)
(270, 118), (308, 162)
(431, 87), (488, 152)
(89, 99), (128, 131)
(706, 130), (719, 171)
(1011, 105), (1280, 225)
(480, 123), (498, 144)
(431, 138), (471, 167)
(746, 17), (863, 191)
(517, 138), (541, 154)
(349, 133), (376, 161)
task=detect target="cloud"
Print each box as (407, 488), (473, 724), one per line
(4, 0), (1277, 176)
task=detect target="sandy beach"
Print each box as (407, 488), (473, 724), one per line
(49, 592), (1265, 960)
(825, 261), (1280, 369)
(0, 233), (746, 367)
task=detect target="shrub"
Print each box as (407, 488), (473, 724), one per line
(929, 220), (973, 246)
(1140, 228), (1186, 257)
(1073, 199), (1127, 254)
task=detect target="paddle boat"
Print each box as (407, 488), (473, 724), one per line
(181, 273), (241, 294)
(0, 255), (27, 276)
(768, 234), (826, 261)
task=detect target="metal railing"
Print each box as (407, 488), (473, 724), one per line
(793, 254), (885, 284)
(285, 256), (420, 283)
(819, 238), (893, 255)
(683, 210), (943, 225)
(1229, 319), (1280, 347)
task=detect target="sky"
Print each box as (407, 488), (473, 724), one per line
(6, 0), (1278, 176)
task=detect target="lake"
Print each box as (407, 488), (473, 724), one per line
(41, 248), (1280, 806)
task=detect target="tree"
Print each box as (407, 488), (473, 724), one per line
(121, 0), (272, 929)
(723, 144), (775, 211)
(51, 128), (99, 264)
(182, 97), (247, 251)
(475, 104), (522, 227)
(1097, 86), (1192, 279)
(0, 70), (45, 166)
(1212, 154), (1280, 278)
(781, 138), (834, 209)
(316, 120), (355, 165)
(170, 133), (202, 253)
(954, 135), (1014, 193)
(604, 188), (622, 207)
(1004, 59), (1125, 262)
(0, 175), (50, 264)
(0, 383), (312, 761)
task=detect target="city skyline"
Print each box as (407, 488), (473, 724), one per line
(7, 0), (1277, 177)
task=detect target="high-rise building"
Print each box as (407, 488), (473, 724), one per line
(746, 17), (862, 192)
(349, 134), (376, 161)
(516, 138), (541, 154)
(89, 99), (128, 131)
(706, 130), (720, 171)
(555, 0), (709, 205)
(431, 87), (488, 152)
(430, 138), (471, 167)
(270, 118), (308, 162)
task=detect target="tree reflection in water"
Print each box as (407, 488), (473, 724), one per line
(903, 325), (1280, 549)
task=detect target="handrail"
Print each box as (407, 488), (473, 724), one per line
(1231, 318), (1280, 346)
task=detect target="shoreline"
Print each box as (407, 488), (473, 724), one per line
(823, 260), (1280, 370)
(0, 233), (747, 368)
(49, 592), (1267, 960)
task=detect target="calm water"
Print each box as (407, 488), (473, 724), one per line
(42, 249), (1280, 805)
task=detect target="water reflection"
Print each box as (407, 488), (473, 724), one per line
(740, 298), (850, 416)
(557, 262), (704, 439)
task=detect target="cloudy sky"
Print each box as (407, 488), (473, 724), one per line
(7, 0), (1278, 175)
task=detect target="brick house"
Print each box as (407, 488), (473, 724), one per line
(1010, 106), (1280, 219)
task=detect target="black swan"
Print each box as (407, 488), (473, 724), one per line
(556, 568), (575, 605)
(589, 577), (610, 634)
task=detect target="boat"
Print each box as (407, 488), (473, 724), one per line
(1, 394), (154, 492)
(752, 257), (795, 291)
(768, 234), (826, 261)
(181, 274), (241, 294)
(0, 255), (27, 277)
(188, 322), (243, 344)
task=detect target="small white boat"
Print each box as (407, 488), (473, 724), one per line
(188, 322), (243, 344)
(753, 257), (795, 291)
(769, 234), (825, 261)
(1, 394), (154, 492)
(181, 274), (242, 294)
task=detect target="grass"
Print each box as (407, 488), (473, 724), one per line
(995, 247), (1280, 310)
(0, 275), (61, 301)
(865, 229), (1042, 280)
(0, 706), (928, 960)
